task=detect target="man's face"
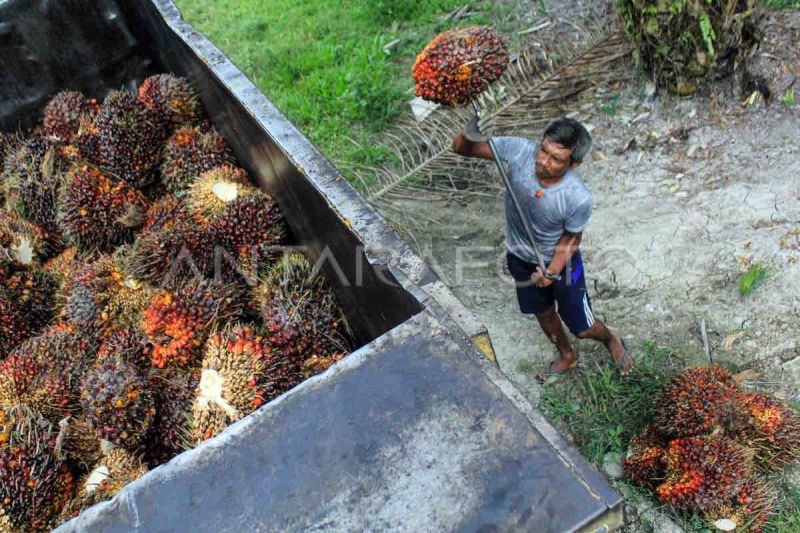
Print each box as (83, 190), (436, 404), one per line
(535, 138), (574, 180)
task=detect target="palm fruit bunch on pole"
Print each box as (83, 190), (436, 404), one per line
(65, 255), (154, 338)
(653, 365), (739, 439)
(142, 279), (245, 368)
(0, 210), (54, 267)
(412, 25), (509, 105)
(80, 355), (155, 449)
(703, 476), (776, 533)
(160, 126), (235, 192)
(58, 166), (149, 252)
(191, 324), (272, 442)
(2, 136), (68, 239)
(43, 91), (99, 143)
(144, 368), (198, 465)
(0, 405), (75, 533)
(60, 444), (148, 522)
(622, 424), (667, 492)
(84, 91), (168, 188)
(734, 393), (800, 470)
(138, 73), (202, 131)
(254, 252), (351, 396)
(656, 436), (752, 511)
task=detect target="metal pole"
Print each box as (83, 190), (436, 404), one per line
(471, 101), (559, 280)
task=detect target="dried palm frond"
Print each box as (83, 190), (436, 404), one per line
(356, 18), (631, 211)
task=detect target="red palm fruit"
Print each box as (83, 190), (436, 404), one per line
(0, 294), (33, 354)
(623, 425), (667, 491)
(656, 436), (752, 511)
(0, 352), (72, 421)
(703, 476), (776, 533)
(138, 74), (201, 130)
(58, 166), (149, 252)
(142, 279), (246, 368)
(43, 91), (99, 142)
(192, 324), (272, 442)
(653, 365), (739, 439)
(0, 405), (75, 533)
(91, 90), (168, 188)
(144, 367), (198, 465)
(139, 194), (186, 234)
(413, 25), (509, 105)
(735, 393), (800, 470)
(160, 126), (235, 192)
(65, 255), (154, 338)
(255, 252), (352, 398)
(80, 355), (155, 449)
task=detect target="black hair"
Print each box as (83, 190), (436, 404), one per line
(542, 117), (592, 164)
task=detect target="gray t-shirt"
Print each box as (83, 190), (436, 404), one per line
(493, 136), (592, 264)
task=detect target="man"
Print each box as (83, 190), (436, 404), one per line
(451, 115), (634, 379)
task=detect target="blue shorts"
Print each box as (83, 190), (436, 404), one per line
(506, 250), (595, 335)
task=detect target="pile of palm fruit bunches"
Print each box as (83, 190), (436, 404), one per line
(0, 74), (352, 531)
(624, 365), (800, 532)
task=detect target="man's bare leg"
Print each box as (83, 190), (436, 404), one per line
(576, 319), (634, 376)
(535, 305), (577, 373)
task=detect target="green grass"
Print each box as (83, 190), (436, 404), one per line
(739, 263), (770, 296)
(539, 340), (678, 464)
(174, 0), (506, 189)
(764, 0), (800, 8)
(783, 88), (796, 107)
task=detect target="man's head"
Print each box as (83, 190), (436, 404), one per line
(535, 117), (592, 180)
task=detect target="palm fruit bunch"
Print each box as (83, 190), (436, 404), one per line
(60, 445), (148, 522)
(703, 476), (776, 533)
(0, 352), (71, 421)
(43, 91), (99, 143)
(55, 416), (103, 473)
(255, 252), (351, 397)
(14, 327), (98, 400)
(0, 210), (53, 267)
(0, 405), (75, 532)
(656, 436), (751, 511)
(192, 324), (271, 442)
(87, 90), (167, 188)
(42, 246), (85, 309)
(653, 365), (739, 439)
(622, 425), (667, 492)
(2, 136), (68, 238)
(735, 393), (800, 470)
(209, 193), (285, 282)
(160, 126), (235, 192)
(186, 165), (254, 224)
(0, 269), (58, 330)
(65, 255), (153, 337)
(0, 295), (33, 354)
(80, 355), (155, 449)
(144, 368), (198, 465)
(140, 194), (185, 234)
(412, 25), (509, 105)
(96, 327), (152, 373)
(138, 74), (201, 131)
(58, 166), (148, 252)
(142, 280), (245, 368)
(301, 353), (345, 379)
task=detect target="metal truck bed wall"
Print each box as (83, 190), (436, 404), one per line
(0, 0), (624, 530)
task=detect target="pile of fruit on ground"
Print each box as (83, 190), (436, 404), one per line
(624, 365), (800, 532)
(0, 74), (352, 531)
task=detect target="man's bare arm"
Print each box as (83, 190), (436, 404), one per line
(546, 231), (582, 276)
(451, 132), (494, 160)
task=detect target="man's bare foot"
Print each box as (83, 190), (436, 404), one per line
(537, 354), (578, 381)
(608, 336), (634, 377)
